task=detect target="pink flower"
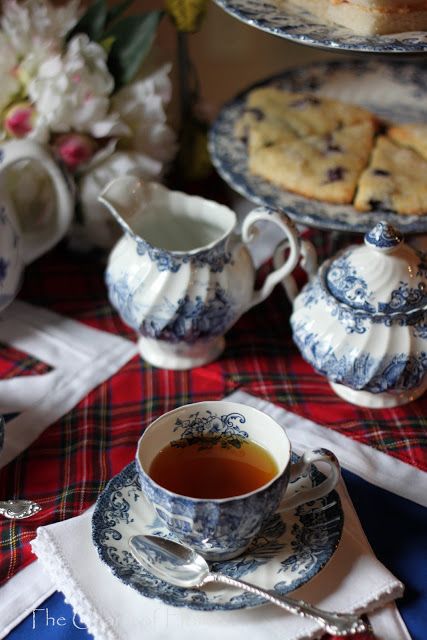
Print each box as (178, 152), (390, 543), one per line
(4, 102), (35, 137)
(54, 133), (96, 170)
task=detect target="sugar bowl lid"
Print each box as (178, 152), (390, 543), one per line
(325, 221), (427, 316)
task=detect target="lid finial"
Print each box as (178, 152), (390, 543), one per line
(364, 221), (403, 252)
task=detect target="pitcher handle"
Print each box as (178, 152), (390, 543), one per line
(0, 140), (74, 264)
(241, 207), (301, 310)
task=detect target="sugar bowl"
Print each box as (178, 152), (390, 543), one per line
(289, 221), (427, 408)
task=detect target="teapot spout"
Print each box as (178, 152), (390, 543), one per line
(98, 175), (147, 232)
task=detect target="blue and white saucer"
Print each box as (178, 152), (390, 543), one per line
(91, 456), (343, 611)
(213, 0), (427, 53)
(209, 58), (427, 235)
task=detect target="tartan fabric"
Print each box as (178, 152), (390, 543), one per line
(0, 343), (51, 379)
(0, 239), (426, 603)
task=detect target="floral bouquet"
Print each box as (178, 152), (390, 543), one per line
(0, 0), (177, 248)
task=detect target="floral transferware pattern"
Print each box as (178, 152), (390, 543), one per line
(92, 458), (343, 611)
(134, 236), (233, 274)
(292, 321), (427, 393)
(170, 409), (248, 449)
(105, 274), (236, 344)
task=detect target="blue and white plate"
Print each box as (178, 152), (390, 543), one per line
(209, 58), (427, 235)
(91, 456), (343, 611)
(213, 0), (427, 53)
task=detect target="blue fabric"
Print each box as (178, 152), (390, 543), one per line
(7, 470), (427, 639)
(343, 469), (427, 640)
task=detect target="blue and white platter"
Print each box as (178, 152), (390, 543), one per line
(213, 0), (427, 53)
(91, 456), (343, 611)
(209, 58), (427, 235)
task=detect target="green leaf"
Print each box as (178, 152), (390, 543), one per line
(106, 0), (136, 26)
(66, 0), (108, 42)
(106, 11), (163, 90)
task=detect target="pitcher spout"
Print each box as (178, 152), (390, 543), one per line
(98, 175), (149, 233)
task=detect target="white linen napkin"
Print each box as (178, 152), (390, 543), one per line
(31, 468), (405, 640)
(0, 300), (138, 469)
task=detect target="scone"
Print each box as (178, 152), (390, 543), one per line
(388, 123), (427, 161)
(236, 117), (300, 155)
(354, 136), (427, 215)
(235, 87), (375, 143)
(249, 121), (375, 204)
(286, 0), (427, 35)
(235, 87), (377, 155)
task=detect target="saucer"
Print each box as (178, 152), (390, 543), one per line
(91, 457), (343, 611)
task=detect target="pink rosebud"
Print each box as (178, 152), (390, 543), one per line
(4, 102), (35, 138)
(55, 134), (96, 170)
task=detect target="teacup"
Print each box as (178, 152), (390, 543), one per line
(136, 400), (340, 561)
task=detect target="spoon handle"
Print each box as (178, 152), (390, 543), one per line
(0, 500), (42, 519)
(207, 573), (368, 636)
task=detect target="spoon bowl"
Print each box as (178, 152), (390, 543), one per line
(129, 534), (368, 636)
(130, 534), (209, 588)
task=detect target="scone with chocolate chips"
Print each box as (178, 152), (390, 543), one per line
(249, 120), (375, 204)
(354, 136), (427, 215)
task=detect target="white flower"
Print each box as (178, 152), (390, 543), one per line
(28, 34), (116, 137)
(0, 31), (20, 113)
(1, 0), (79, 57)
(112, 63), (177, 163)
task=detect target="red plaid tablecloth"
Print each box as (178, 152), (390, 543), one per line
(1, 239), (426, 612)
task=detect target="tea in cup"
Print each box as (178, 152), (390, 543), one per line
(136, 400), (340, 561)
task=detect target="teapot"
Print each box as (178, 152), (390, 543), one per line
(99, 177), (302, 370)
(285, 220), (427, 408)
(0, 140), (74, 312)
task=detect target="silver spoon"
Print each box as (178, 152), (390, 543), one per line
(0, 500), (42, 519)
(129, 534), (368, 636)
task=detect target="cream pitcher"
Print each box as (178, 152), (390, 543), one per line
(99, 177), (303, 370)
(0, 140), (74, 312)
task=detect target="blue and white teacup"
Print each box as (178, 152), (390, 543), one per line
(136, 400), (340, 561)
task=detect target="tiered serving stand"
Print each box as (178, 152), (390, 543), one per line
(208, 0), (427, 249)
